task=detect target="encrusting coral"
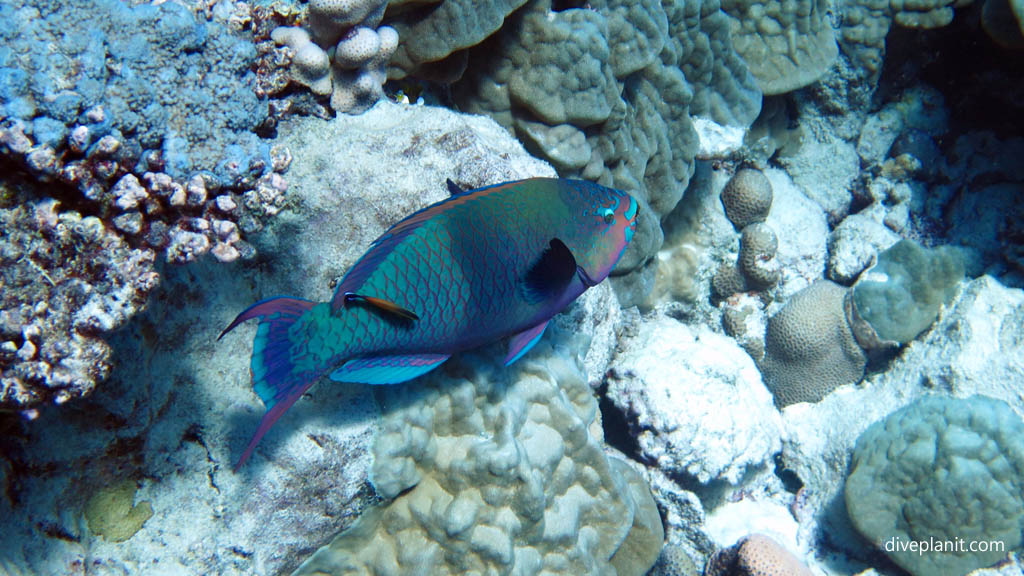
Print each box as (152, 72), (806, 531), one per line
(850, 239), (963, 345)
(83, 479), (154, 543)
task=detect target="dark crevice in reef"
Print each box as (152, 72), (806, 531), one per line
(551, 0), (590, 11)
(596, 382), (644, 463)
(773, 453), (804, 494)
(880, 4), (1024, 142)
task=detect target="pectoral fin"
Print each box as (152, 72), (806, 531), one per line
(344, 293), (419, 322)
(504, 320), (550, 366)
(521, 238), (577, 305)
(330, 353), (450, 384)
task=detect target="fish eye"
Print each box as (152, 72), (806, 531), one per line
(601, 209), (615, 224)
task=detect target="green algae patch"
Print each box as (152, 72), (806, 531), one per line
(84, 479), (153, 542)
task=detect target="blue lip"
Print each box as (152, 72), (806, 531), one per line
(625, 196), (638, 221)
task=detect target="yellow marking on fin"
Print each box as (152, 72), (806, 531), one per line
(344, 292), (420, 321)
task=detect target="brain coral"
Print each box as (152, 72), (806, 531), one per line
(705, 533), (813, 576)
(293, 339), (663, 575)
(758, 280), (866, 407)
(846, 395), (1024, 576)
(720, 168), (773, 230)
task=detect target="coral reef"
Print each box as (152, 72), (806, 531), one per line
(0, 0), (295, 265)
(846, 395), (1024, 576)
(0, 101), (572, 576)
(1, 0), (1021, 574)
(0, 199), (158, 412)
(449, 0), (764, 273)
(772, 277), (1024, 570)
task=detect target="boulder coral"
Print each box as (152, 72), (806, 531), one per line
(292, 339), (664, 575)
(713, 168), (780, 299)
(846, 395), (1024, 576)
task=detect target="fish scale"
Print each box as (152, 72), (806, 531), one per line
(221, 177), (638, 468)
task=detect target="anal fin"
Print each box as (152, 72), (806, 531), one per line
(504, 320), (549, 366)
(330, 353), (450, 385)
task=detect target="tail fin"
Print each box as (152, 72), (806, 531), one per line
(220, 296), (319, 470)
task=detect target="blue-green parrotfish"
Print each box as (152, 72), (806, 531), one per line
(221, 177), (638, 468)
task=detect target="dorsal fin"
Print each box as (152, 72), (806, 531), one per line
(521, 238), (578, 305)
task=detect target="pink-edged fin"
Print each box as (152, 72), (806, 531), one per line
(218, 296), (320, 470)
(218, 296), (315, 341)
(504, 320), (550, 366)
(234, 377), (317, 471)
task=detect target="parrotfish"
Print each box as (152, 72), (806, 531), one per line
(221, 177), (638, 468)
